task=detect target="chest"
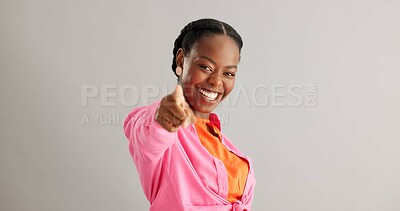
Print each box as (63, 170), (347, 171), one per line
(176, 127), (250, 199)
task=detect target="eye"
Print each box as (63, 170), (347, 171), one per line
(224, 72), (236, 77)
(199, 65), (212, 72)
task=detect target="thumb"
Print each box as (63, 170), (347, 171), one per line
(173, 85), (185, 104)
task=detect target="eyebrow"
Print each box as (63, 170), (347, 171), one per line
(199, 56), (238, 69)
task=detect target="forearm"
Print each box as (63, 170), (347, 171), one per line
(123, 99), (178, 163)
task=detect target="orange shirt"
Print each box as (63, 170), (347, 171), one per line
(195, 117), (249, 203)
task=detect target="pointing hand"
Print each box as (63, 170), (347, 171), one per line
(156, 85), (196, 132)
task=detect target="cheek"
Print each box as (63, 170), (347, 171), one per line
(180, 69), (201, 97)
(224, 79), (235, 96)
(182, 68), (204, 85)
(180, 71), (194, 87)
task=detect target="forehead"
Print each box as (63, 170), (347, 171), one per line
(189, 35), (240, 63)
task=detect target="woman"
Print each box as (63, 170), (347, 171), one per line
(124, 18), (256, 211)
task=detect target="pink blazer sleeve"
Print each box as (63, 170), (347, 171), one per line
(123, 99), (177, 201)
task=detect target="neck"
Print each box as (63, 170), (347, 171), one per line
(193, 110), (210, 119)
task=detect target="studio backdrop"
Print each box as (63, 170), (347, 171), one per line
(1, 0), (399, 210)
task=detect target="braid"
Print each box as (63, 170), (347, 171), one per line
(171, 18), (243, 77)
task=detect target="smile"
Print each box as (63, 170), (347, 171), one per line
(198, 88), (219, 101)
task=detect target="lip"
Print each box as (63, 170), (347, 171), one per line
(197, 87), (222, 103)
(197, 86), (223, 94)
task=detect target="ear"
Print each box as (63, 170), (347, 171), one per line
(176, 48), (184, 70)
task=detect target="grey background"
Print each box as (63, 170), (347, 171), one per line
(1, 0), (400, 210)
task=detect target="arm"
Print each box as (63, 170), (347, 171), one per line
(123, 85), (195, 202)
(123, 100), (178, 202)
(123, 99), (177, 163)
(124, 85), (195, 161)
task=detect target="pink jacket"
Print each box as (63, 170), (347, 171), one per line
(123, 100), (256, 211)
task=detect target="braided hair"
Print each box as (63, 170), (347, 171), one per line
(171, 18), (243, 77)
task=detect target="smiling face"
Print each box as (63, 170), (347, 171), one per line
(176, 35), (240, 119)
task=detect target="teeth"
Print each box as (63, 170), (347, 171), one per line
(199, 88), (218, 101)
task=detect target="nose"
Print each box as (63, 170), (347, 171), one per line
(207, 72), (223, 87)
